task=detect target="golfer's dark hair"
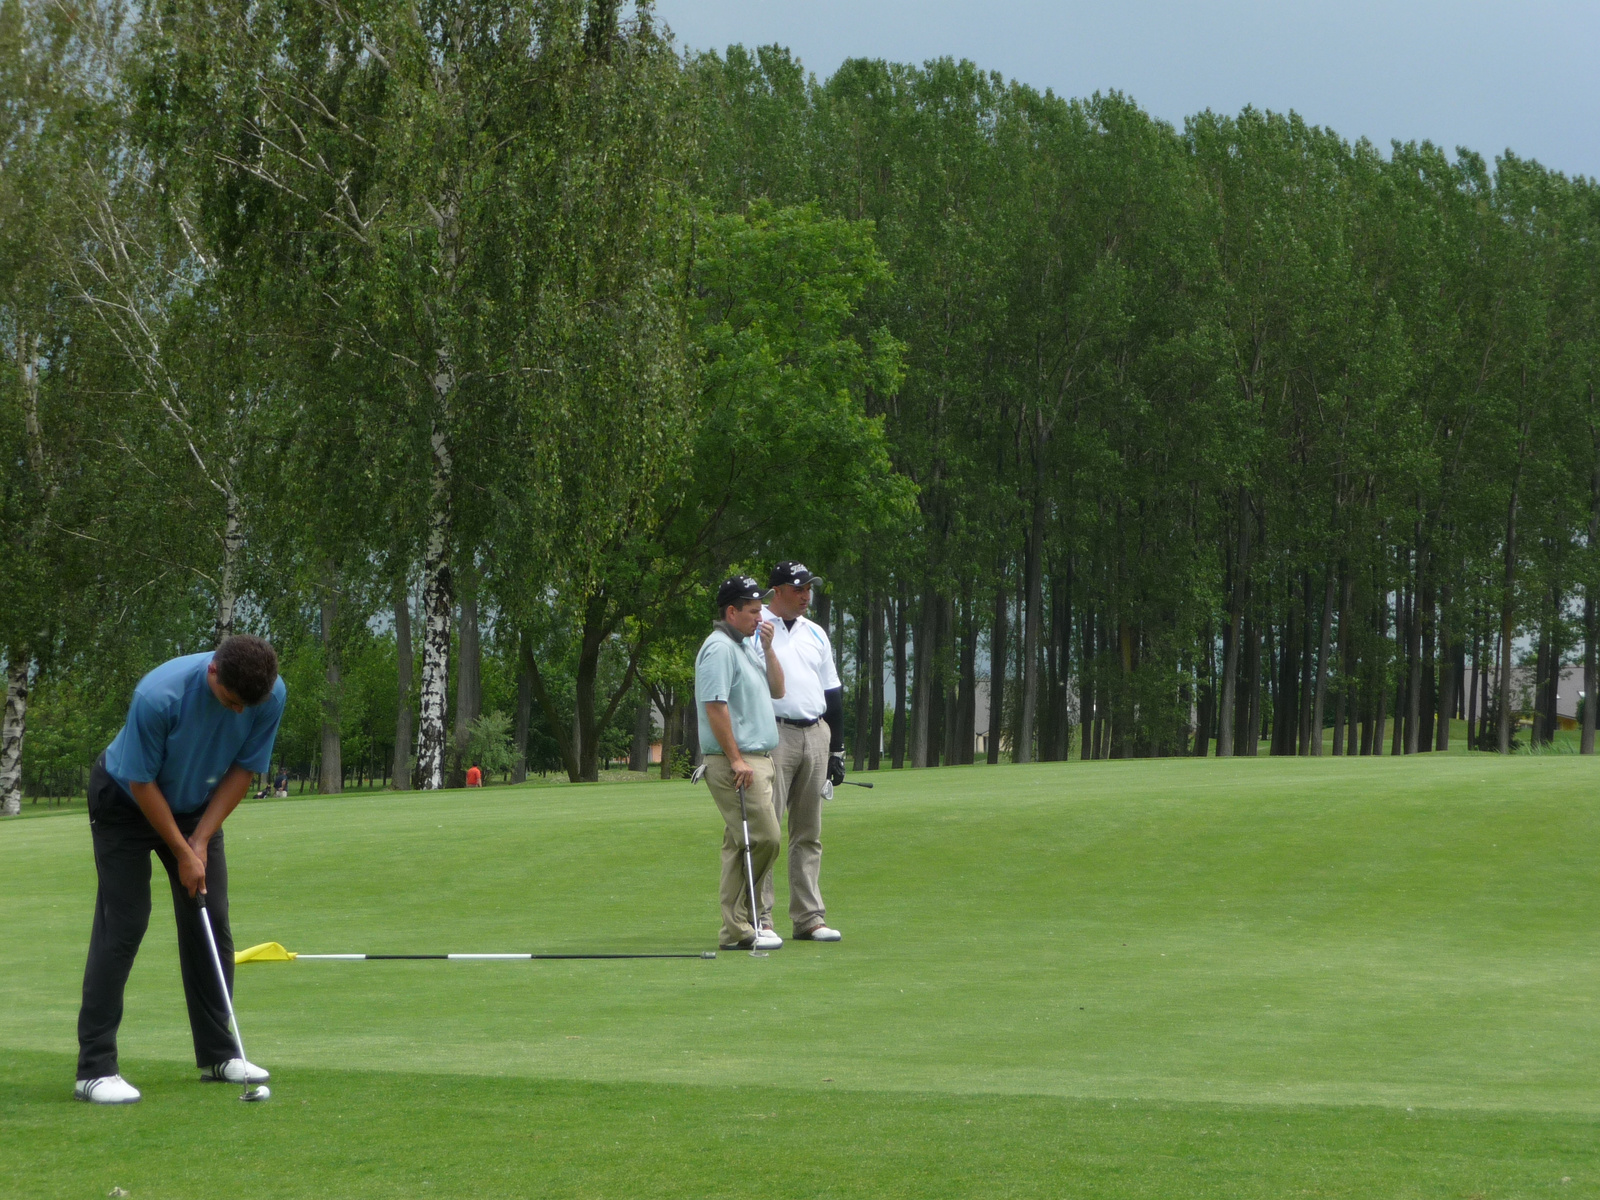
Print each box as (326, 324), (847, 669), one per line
(214, 635), (279, 705)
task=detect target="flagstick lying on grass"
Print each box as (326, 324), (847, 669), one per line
(235, 942), (716, 963)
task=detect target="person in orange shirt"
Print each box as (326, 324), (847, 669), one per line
(465, 762), (483, 787)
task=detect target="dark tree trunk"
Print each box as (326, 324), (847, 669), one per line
(319, 571), (342, 794)
(1217, 490), (1251, 756)
(628, 694), (651, 774)
(910, 588), (938, 768)
(1080, 606), (1096, 760)
(958, 590), (977, 764)
(1195, 621), (1215, 757)
(891, 586), (908, 768)
(940, 595), (959, 766)
(1297, 573), (1314, 755)
(451, 563), (481, 787)
(1435, 586), (1453, 752)
(1017, 486), (1046, 764)
(391, 577), (413, 790)
(853, 594), (871, 772)
(1499, 456), (1523, 753)
(987, 574), (1007, 764)
(1311, 567), (1335, 754)
(513, 633), (534, 783)
(869, 594), (885, 770)
(1585, 595), (1597, 755)
(1467, 625), (1480, 750)
(1242, 614), (1262, 756)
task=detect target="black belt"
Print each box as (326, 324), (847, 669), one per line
(777, 716), (820, 728)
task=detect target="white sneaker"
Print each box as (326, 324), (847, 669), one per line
(795, 924), (842, 942)
(200, 1058), (270, 1084)
(75, 1075), (141, 1104)
(753, 928), (784, 950)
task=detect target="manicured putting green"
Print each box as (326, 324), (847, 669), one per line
(4, 755), (1599, 1197)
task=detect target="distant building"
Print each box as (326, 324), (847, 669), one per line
(1508, 664), (1582, 731)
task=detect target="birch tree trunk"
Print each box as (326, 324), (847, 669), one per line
(319, 577), (342, 793)
(391, 578), (414, 790)
(416, 408), (455, 790)
(0, 660), (27, 816)
(214, 478), (244, 645)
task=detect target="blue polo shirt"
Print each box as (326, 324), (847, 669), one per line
(695, 629), (779, 755)
(104, 652), (288, 813)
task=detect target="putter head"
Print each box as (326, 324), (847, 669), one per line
(749, 949), (769, 958)
(700, 951), (717, 959)
(240, 1083), (271, 1102)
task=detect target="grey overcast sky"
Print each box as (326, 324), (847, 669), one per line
(651, 1), (1600, 180)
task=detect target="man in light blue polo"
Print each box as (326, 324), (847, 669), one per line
(74, 635), (286, 1105)
(695, 575), (786, 951)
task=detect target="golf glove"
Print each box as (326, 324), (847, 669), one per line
(827, 753), (846, 787)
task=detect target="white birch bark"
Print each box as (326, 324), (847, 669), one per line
(215, 471), (243, 644)
(415, 393), (455, 790)
(0, 661), (29, 816)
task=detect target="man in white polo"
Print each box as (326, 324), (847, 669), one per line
(759, 561), (845, 942)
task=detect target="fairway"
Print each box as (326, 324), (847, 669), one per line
(6, 755), (1600, 1198)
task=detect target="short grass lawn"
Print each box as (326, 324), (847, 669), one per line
(4, 753), (1600, 1198)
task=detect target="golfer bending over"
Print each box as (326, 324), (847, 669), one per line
(696, 576), (785, 951)
(759, 561), (845, 942)
(74, 636), (286, 1105)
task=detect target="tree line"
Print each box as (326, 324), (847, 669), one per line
(3, 2), (1596, 814)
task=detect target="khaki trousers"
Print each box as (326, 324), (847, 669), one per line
(706, 753), (779, 947)
(761, 720), (828, 932)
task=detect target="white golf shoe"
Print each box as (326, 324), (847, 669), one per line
(75, 1075), (141, 1105)
(200, 1058), (270, 1084)
(753, 928), (784, 950)
(795, 924), (842, 942)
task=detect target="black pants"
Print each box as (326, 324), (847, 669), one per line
(76, 760), (236, 1080)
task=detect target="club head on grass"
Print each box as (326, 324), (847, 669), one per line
(241, 1084), (270, 1103)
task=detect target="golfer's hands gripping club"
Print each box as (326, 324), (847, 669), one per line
(730, 756), (755, 789)
(827, 752), (846, 787)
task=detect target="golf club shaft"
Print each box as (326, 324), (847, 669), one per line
(294, 952), (714, 960)
(738, 782), (761, 939)
(196, 900), (249, 1068)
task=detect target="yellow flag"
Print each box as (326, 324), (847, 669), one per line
(235, 942), (297, 963)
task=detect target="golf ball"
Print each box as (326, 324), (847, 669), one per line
(244, 1084), (271, 1102)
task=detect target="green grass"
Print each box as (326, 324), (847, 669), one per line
(5, 754), (1600, 1198)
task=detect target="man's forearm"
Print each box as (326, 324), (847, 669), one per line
(705, 702), (744, 762)
(191, 764), (253, 844)
(765, 654), (785, 699)
(128, 782), (194, 862)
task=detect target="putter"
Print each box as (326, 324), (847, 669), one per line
(838, 780), (874, 788)
(736, 782), (768, 958)
(195, 891), (270, 1102)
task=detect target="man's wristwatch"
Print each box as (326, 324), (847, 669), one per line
(827, 753), (846, 787)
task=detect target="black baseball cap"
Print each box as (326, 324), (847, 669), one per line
(768, 561), (823, 590)
(716, 575), (764, 612)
